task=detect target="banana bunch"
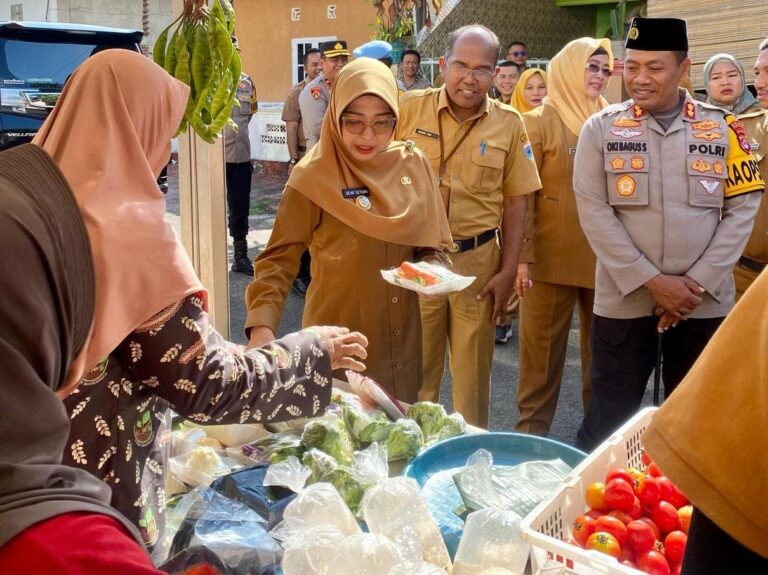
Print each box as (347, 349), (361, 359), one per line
(153, 0), (239, 143)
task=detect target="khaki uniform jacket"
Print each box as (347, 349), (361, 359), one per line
(281, 78), (308, 151)
(737, 105), (768, 264)
(399, 76), (432, 91)
(522, 103), (595, 288)
(575, 93), (763, 319)
(245, 187), (426, 402)
(298, 73), (331, 150)
(224, 73), (257, 164)
(396, 88), (541, 239)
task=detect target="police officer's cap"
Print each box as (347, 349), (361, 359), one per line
(320, 40), (351, 59)
(625, 17), (688, 52)
(353, 40), (393, 61)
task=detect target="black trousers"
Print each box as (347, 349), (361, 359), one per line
(682, 508), (768, 573)
(576, 314), (722, 451)
(225, 161), (252, 241)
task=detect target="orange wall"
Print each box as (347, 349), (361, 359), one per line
(236, 0), (379, 102)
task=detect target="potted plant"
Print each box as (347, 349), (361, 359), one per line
(367, 0), (421, 62)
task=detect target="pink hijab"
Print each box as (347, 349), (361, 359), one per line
(33, 49), (205, 389)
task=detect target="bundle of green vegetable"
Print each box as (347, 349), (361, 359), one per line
(153, 0), (239, 143)
(407, 401), (467, 445)
(301, 417), (355, 466)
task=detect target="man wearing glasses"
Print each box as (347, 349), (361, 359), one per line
(397, 25), (542, 428)
(506, 41), (529, 68)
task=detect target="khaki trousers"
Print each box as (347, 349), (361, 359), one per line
(418, 239), (500, 428)
(516, 280), (594, 436)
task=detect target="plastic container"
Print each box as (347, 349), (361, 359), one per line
(404, 433), (586, 559)
(521, 408), (658, 575)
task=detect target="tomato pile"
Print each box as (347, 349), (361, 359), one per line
(565, 451), (692, 575)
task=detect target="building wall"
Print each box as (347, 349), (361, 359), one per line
(649, 0), (768, 88)
(236, 0), (378, 102)
(0, 0), (54, 21)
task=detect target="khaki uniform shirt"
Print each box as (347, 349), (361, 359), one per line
(400, 75), (432, 91)
(298, 73), (331, 150)
(396, 88), (541, 239)
(281, 79), (308, 152)
(575, 93), (764, 319)
(245, 188), (425, 402)
(737, 106), (768, 263)
(224, 73), (257, 164)
(522, 103), (595, 288)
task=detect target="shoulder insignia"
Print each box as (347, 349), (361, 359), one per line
(684, 101), (697, 120)
(729, 117), (752, 154)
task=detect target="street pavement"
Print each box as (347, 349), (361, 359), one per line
(165, 163), (654, 448)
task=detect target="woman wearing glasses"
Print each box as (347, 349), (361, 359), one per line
(515, 38), (613, 436)
(246, 58), (452, 401)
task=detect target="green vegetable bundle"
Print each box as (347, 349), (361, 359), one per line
(407, 401), (467, 445)
(301, 417), (355, 466)
(153, 0), (239, 143)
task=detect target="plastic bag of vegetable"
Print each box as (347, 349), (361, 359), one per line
(406, 402), (448, 440)
(385, 418), (424, 461)
(326, 467), (366, 515)
(301, 415), (355, 466)
(336, 394), (394, 444)
(240, 432), (304, 464)
(302, 449), (339, 483)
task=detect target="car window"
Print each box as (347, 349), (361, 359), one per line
(0, 38), (97, 116)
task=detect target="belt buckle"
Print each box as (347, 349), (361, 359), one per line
(449, 241), (460, 254)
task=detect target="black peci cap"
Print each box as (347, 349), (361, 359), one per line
(625, 17), (688, 52)
(319, 40), (350, 58)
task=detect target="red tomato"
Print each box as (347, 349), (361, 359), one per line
(657, 477), (689, 509)
(637, 517), (662, 540)
(586, 508), (605, 521)
(586, 482), (608, 511)
(572, 514), (597, 547)
(677, 505), (693, 535)
(605, 478), (635, 512)
(647, 461), (663, 478)
(626, 520), (657, 555)
(586, 531), (621, 559)
(637, 476), (661, 507)
(664, 531), (688, 565)
(609, 509), (634, 525)
(642, 450), (653, 467)
(671, 563), (682, 575)
(605, 467), (635, 488)
(650, 501), (681, 534)
(636, 550), (671, 575)
(629, 496), (643, 520)
(619, 545), (635, 564)
(596, 515), (628, 546)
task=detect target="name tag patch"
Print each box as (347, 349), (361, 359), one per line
(415, 128), (439, 139)
(342, 186), (370, 199)
(606, 141), (648, 153)
(689, 144), (725, 157)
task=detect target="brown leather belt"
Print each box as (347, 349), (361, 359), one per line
(449, 229), (497, 254)
(739, 256), (766, 273)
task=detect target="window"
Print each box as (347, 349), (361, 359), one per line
(10, 4), (23, 20)
(291, 36), (335, 84)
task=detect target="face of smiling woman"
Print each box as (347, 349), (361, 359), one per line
(339, 94), (396, 162)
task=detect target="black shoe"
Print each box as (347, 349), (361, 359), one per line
(495, 324), (510, 344)
(291, 277), (310, 298)
(231, 240), (253, 275)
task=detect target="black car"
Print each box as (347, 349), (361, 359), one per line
(0, 21), (144, 150)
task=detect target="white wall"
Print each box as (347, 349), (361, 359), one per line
(0, 0), (54, 21)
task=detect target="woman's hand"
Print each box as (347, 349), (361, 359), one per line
(306, 326), (369, 371)
(515, 263), (533, 297)
(247, 326), (277, 350)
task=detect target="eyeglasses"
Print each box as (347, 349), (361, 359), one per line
(447, 62), (494, 82)
(586, 62), (613, 77)
(340, 116), (396, 135)
(509, 50), (528, 57)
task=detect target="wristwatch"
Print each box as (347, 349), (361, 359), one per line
(289, 158), (298, 165)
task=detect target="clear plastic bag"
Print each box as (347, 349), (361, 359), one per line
(263, 455), (311, 494)
(281, 482), (361, 537)
(362, 477), (452, 571)
(380, 261), (476, 296)
(451, 508), (529, 575)
(277, 523), (346, 575)
(333, 533), (402, 575)
(166, 486), (282, 575)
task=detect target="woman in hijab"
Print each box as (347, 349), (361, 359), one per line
(32, 49), (368, 553)
(246, 58), (452, 402)
(511, 68), (548, 114)
(0, 145), (162, 572)
(495, 68), (548, 345)
(644, 267), (768, 572)
(515, 38), (613, 436)
(704, 53), (768, 299)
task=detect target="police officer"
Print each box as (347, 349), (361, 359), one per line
(353, 39), (406, 92)
(224, 36), (258, 275)
(298, 40), (350, 150)
(574, 17), (764, 451)
(397, 25), (542, 428)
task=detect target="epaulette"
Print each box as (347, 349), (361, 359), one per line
(696, 99), (731, 116)
(597, 100), (633, 118)
(738, 108), (768, 121)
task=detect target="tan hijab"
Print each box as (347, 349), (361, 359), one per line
(512, 69), (547, 114)
(287, 58), (452, 249)
(545, 37), (613, 136)
(33, 50), (205, 385)
(644, 270), (768, 557)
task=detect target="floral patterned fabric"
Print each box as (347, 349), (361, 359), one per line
(63, 293), (332, 552)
